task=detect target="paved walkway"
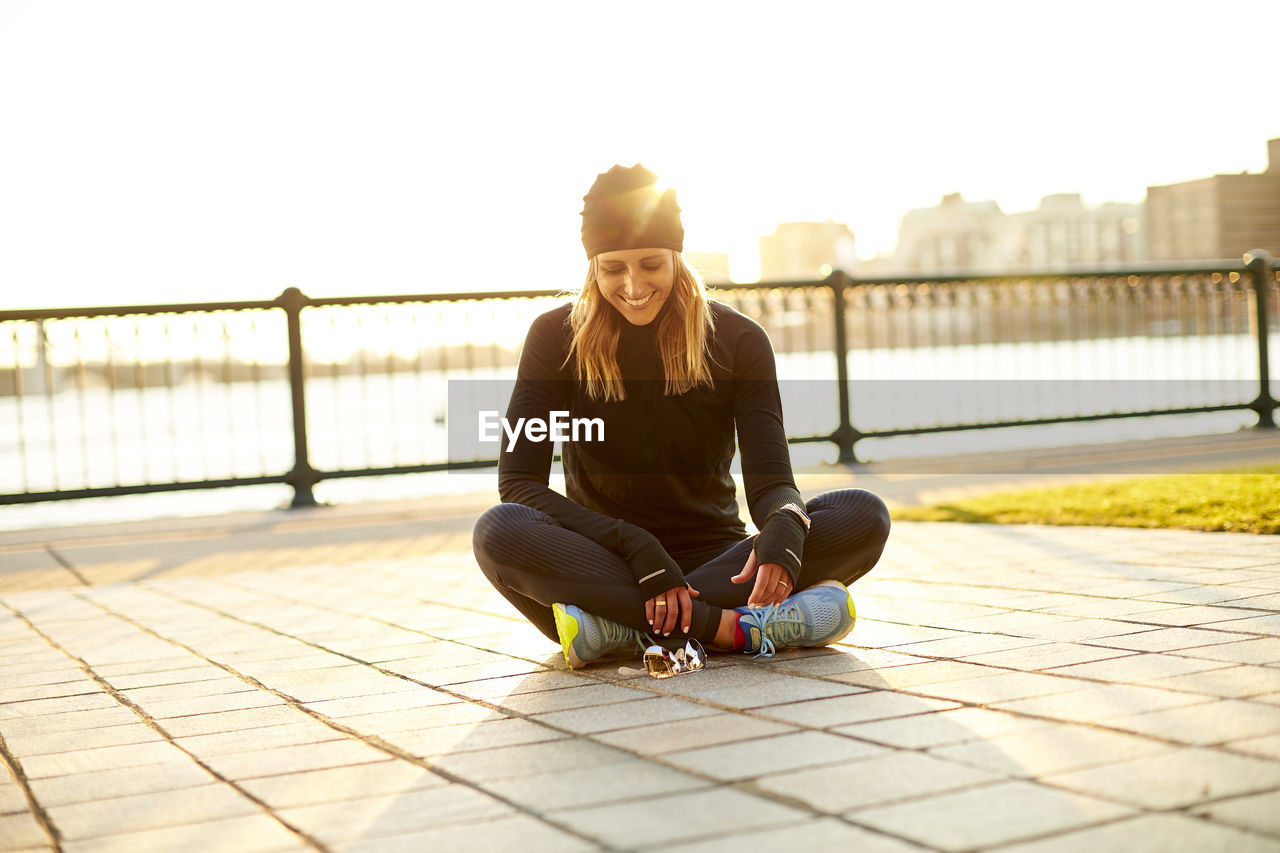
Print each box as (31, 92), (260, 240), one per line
(2, 435), (1280, 851)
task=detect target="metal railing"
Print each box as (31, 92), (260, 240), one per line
(2, 251), (1276, 507)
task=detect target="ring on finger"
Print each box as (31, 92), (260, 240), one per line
(654, 601), (667, 607)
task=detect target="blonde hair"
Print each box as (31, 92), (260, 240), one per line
(566, 250), (716, 402)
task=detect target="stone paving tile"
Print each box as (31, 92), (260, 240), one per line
(1105, 699), (1280, 746)
(1040, 599), (1182, 619)
(382, 716), (567, 756)
(484, 757), (712, 814)
(0, 681), (105, 704)
(910, 671), (1087, 704)
(759, 647), (930, 676)
(1, 781), (28, 814)
(658, 817), (930, 853)
(0, 811), (48, 849)
(962, 642), (1134, 671)
(1086, 627), (1247, 652)
(0, 693), (119, 720)
(338, 813), (601, 853)
(1225, 615), (1280, 637)
(332, 701), (507, 733)
(157, 705), (312, 737)
(837, 706), (1055, 749)
(442, 670), (594, 700)
(1229, 733), (1280, 761)
(236, 759), (445, 809)
(890, 633), (1047, 659)
(89, 656), (215, 677)
(995, 813), (1280, 853)
(754, 750), (1002, 812)
(276, 784), (514, 846)
(1047, 652), (1232, 684)
(1122, 604), (1267, 627)
(19, 740), (184, 779)
(198, 738), (391, 780)
(6, 723), (163, 758)
(493, 682), (651, 714)
(260, 675), (415, 706)
(828, 659), (1004, 690)
(429, 737), (632, 784)
(687, 675), (862, 709)
(1176, 638), (1280, 665)
(840, 621), (956, 648)
(135, 691), (289, 719)
(174, 721), (346, 757)
(545, 689), (726, 731)
(591, 712), (797, 755)
(848, 779), (1134, 852)
(1002, 618), (1160, 643)
(1045, 746), (1280, 809)
(0, 665), (85, 689)
(28, 760), (216, 807)
(116, 677), (265, 704)
(390, 658), (547, 686)
(548, 786), (810, 849)
(56, 813), (304, 853)
(993, 683), (1214, 723)
(45, 783), (260, 840)
(301, 687), (461, 718)
(931, 723), (1173, 778)
(662, 730), (887, 782)
(1193, 790), (1280, 839)
(757, 690), (959, 729)
(101, 665), (233, 690)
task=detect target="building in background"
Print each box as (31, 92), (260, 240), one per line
(759, 220), (857, 280)
(891, 192), (1144, 275)
(892, 193), (1005, 274)
(1145, 137), (1280, 261)
(999, 194), (1144, 270)
(684, 251), (731, 283)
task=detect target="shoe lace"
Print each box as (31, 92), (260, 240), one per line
(600, 617), (650, 654)
(746, 600), (807, 659)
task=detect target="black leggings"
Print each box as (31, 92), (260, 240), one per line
(472, 488), (891, 646)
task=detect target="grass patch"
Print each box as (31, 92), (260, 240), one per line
(891, 464), (1280, 534)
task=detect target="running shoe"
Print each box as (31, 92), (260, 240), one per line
(735, 580), (857, 658)
(552, 603), (649, 669)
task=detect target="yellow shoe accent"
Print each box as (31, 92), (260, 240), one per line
(552, 603), (579, 669)
(847, 590), (857, 623)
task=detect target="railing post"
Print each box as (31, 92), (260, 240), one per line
(279, 287), (320, 506)
(828, 270), (860, 463)
(1245, 250), (1276, 429)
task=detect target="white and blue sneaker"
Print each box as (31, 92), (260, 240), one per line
(735, 580), (857, 658)
(552, 603), (650, 669)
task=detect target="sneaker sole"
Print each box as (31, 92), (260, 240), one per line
(551, 603), (585, 669)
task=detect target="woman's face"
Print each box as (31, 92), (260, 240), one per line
(595, 248), (675, 326)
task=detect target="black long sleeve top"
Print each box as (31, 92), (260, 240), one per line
(497, 298), (805, 600)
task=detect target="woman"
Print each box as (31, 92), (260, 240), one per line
(472, 165), (890, 669)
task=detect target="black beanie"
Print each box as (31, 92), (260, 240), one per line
(581, 164), (684, 259)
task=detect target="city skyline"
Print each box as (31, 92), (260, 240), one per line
(2, 1), (1279, 308)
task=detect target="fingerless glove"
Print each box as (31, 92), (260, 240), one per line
(753, 510), (807, 584)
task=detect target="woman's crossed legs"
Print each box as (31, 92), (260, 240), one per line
(472, 488), (890, 649)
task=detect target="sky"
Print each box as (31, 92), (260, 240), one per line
(1, 0), (1278, 309)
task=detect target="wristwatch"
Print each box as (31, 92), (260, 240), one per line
(775, 502), (811, 532)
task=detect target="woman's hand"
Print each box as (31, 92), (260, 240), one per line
(645, 583), (699, 638)
(731, 548), (794, 608)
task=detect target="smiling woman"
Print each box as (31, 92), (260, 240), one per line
(470, 164), (892, 673)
